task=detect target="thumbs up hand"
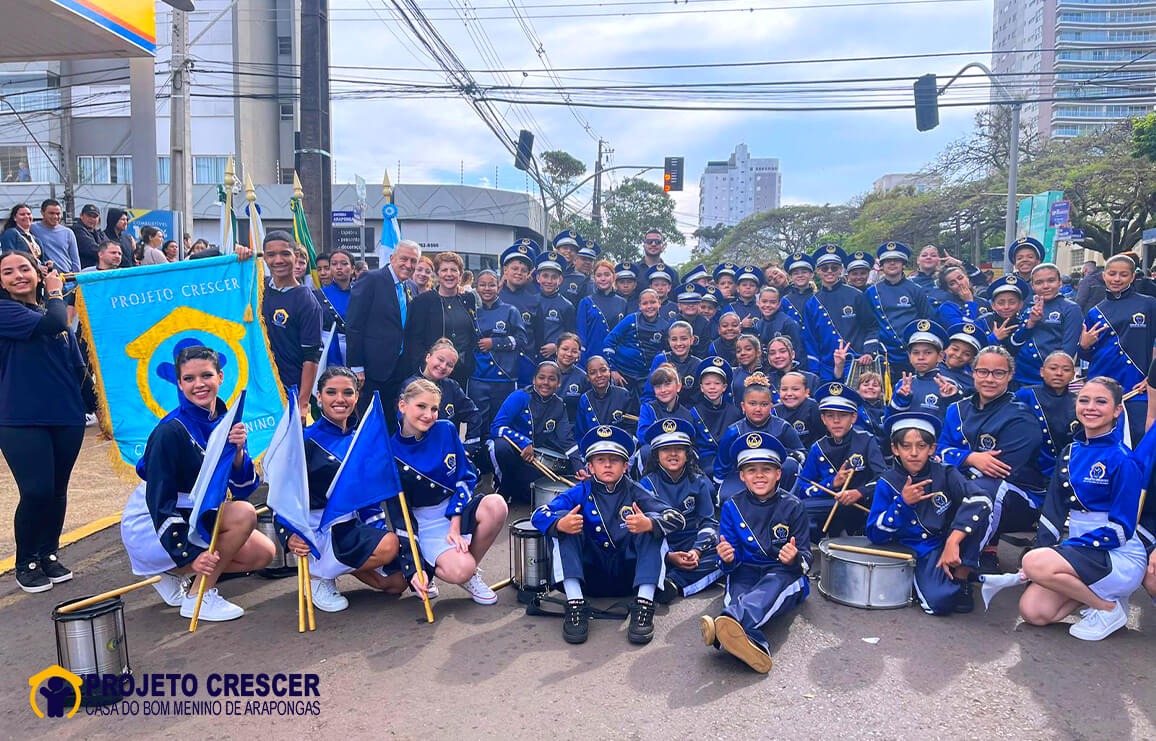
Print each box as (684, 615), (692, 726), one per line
(717, 535), (735, 563)
(779, 536), (799, 565)
(625, 501), (653, 534)
(558, 505), (584, 535)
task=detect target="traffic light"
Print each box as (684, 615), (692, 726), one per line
(914, 74), (939, 132)
(514, 130), (534, 171)
(663, 156), (684, 192)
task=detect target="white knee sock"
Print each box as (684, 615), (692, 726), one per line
(563, 578), (584, 601)
(637, 583), (656, 602)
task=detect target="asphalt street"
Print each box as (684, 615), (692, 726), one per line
(2, 506), (1154, 740)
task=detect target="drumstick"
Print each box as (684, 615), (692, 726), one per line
(620, 413), (639, 422)
(254, 504), (269, 516)
(302, 557), (316, 631)
(488, 577), (513, 592)
(189, 495), (230, 633)
(55, 576), (163, 614)
(827, 542), (912, 560)
(822, 468), (853, 534)
(798, 477), (870, 512)
(1123, 386), (1146, 402)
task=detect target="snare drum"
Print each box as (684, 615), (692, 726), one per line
(257, 510), (298, 579)
(535, 447), (570, 475)
(530, 478), (568, 511)
(818, 536), (916, 610)
(509, 519), (550, 593)
(53, 596), (130, 706)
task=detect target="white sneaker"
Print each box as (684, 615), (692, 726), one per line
(153, 573), (190, 607)
(426, 578), (439, 599)
(180, 588), (244, 621)
(1069, 600), (1127, 641)
(310, 577), (349, 613)
(462, 570), (498, 605)
(85, 413), (98, 427)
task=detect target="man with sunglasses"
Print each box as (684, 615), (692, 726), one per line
(801, 244), (881, 382)
(631, 229), (668, 284)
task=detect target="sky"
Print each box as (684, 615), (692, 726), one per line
(324, 0), (997, 262)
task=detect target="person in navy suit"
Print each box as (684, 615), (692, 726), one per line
(345, 240), (420, 425)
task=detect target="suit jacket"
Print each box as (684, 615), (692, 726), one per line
(345, 267), (414, 382)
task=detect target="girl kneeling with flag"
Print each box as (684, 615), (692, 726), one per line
(120, 346), (275, 622)
(280, 367), (416, 612)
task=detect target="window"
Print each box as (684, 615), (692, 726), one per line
(280, 103), (294, 120)
(1, 145), (61, 183)
(193, 156), (228, 185)
(280, 168), (295, 185)
(76, 155), (131, 184)
(278, 36), (292, 56)
(158, 156), (170, 185)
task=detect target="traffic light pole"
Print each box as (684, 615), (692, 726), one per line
(927, 62), (1021, 253)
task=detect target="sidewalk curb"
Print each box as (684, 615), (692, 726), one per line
(0, 512), (122, 575)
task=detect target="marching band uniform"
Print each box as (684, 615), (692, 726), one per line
(640, 419), (722, 598)
(635, 396), (713, 467)
(866, 242), (934, 377)
(756, 310), (803, 372)
(780, 253), (815, 331)
(645, 263), (682, 324)
(1014, 384), (1078, 480)
(981, 275), (1030, 351)
(937, 390), (1046, 554)
(535, 251), (577, 361)
(615, 262), (641, 315)
(712, 262), (739, 302)
(730, 265), (764, 327)
(1009, 293), (1082, 388)
(121, 393), (262, 618)
(389, 419), (482, 570)
(1080, 283), (1156, 442)
(888, 321), (961, 421)
(577, 287), (627, 363)
(262, 280), (324, 394)
(470, 291), (527, 435)
(643, 348), (703, 406)
(403, 372), (483, 466)
(557, 362), (589, 424)
(707, 310), (739, 368)
(1036, 428), (1146, 614)
(533, 426), (683, 644)
(935, 291), (990, 330)
(576, 382), (637, 440)
(797, 384), (887, 542)
(603, 306), (672, 387)
(803, 246), (882, 381)
(775, 396), (824, 451)
(731, 360), (769, 402)
(702, 433), (811, 673)
(499, 242), (543, 385)
(866, 413), (991, 615)
(939, 321), (985, 397)
(689, 358), (743, 477)
(489, 386), (582, 502)
(764, 364), (819, 403)
(714, 413), (805, 500)
(553, 231), (591, 307)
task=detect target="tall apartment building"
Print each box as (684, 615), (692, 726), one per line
(0, 0), (299, 207)
(992, 0), (1156, 138)
(697, 143), (781, 233)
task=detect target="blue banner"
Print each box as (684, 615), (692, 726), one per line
(73, 255), (284, 472)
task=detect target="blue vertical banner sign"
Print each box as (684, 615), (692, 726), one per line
(73, 255), (285, 473)
(1016, 190), (1065, 263)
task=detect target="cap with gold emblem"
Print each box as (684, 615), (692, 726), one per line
(644, 417), (695, 449)
(902, 318), (949, 350)
(731, 431), (787, 468)
(581, 424), (635, 460)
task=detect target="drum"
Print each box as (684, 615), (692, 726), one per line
(509, 519), (550, 593)
(530, 478), (568, 511)
(535, 447), (570, 475)
(818, 536), (916, 610)
(257, 510), (298, 579)
(53, 596), (130, 706)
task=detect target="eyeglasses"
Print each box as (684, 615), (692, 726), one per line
(643, 238), (664, 245)
(816, 264), (842, 271)
(973, 368), (1010, 379)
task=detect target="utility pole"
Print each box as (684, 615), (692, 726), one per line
(169, 7), (194, 241)
(299, 0), (333, 252)
(592, 139), (603, 238)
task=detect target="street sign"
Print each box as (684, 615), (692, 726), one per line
(332, 226), (375, 256)
(1057, 228), (1084, 241)
(1049, 200), (1070, 227)
(1070, 229), (1084, 241)
(331, 210), (358, 225)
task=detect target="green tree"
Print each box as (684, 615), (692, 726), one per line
(596, 177), (684, 263)
(699, 205), (857, 266)
(1132, 112), (1156, 162)
(540, 150), (587, 223)
(692, 223), (733, 254)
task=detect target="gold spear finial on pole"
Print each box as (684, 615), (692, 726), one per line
(382, 169), (393, 203)
(292, 171), (303, 201)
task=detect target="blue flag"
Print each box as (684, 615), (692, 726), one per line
(188, 391), (246, 548)
(263, 390), (318, 557)
(321, 392), (400, 530)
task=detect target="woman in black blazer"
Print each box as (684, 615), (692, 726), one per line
(402, 251), (478, 387)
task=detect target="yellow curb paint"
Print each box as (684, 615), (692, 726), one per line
(0, 512), (122, 576)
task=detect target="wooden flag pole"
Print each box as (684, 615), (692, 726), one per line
(189, 494), (231, 632)
(302, 557), (316, 631)
(395, 490), (435, 623)
(297, 557), (306, 633)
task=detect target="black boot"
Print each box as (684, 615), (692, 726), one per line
(655, 577), (681, 605)
(954, 580), (974, 614)
(628, 597), (656, 645)
(563, 599), (589, 644)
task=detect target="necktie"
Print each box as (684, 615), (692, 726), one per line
(396, 280), (408, 326)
